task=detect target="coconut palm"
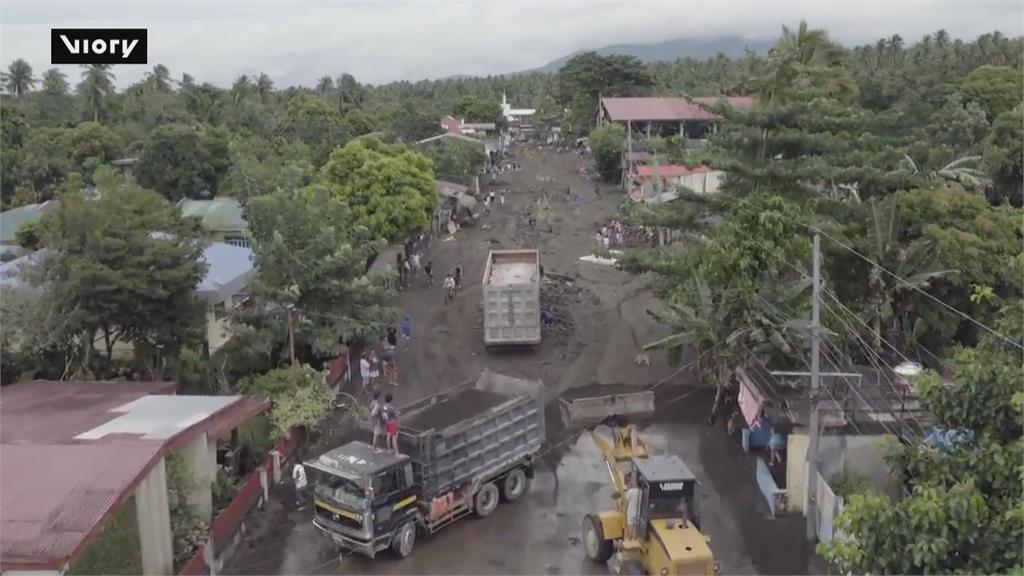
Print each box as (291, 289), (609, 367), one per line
(78, 65), (115, 122)
(255, 73), (274, 105)
(1, 59), (37, 97)
(861, 198), (953, 351)
(316, 75), (334, 95)
(895, 154), (993, 191)
(762, 21), (855, 103)
(230, 74), (252, 107)
(146, 64), (172, 92)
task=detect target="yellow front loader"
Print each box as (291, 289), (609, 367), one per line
(580, 420), (717, 576)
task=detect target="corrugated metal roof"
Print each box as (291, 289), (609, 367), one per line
(0, 201), (60, 243)
(1, 380), (269, 569)
(636, 165), (715, 179)
(1, 444), (160, 568)
(602, 96), (757, 122)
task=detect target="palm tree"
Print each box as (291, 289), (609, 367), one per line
(643, 273), (804, 416)
(146, 64), (172, 92)
(255, 73), (274, 105)
(315, 75), (334, 95)
(764, 21), (854, 102)
(2, 59), (37, 97)
(895, 154), (993, 191)
(40, 68), (69, 95)
(230, 74), (252, 107)
(77, 65), (115, 122)
(862, 199), (953, 350)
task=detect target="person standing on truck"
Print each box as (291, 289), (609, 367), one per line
(383, 394), (400, 454)
(624, 473), (641, 542)
(369, 391), (385, 449)
(293, 462), (308, 508)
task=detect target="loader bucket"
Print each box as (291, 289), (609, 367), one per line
(558, 384), (656, 429)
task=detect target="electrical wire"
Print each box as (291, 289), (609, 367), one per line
(807, 224), (1023, 351)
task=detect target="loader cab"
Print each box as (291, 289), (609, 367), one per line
(631, 455), (701, 541)
(308, 441), (417, 557)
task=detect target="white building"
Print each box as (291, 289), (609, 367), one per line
(501, 93), (535, 123)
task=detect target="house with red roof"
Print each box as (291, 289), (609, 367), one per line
(0, 380), (272, 575)
(629, 164), (724, 203)
(598, 95), (757, 144)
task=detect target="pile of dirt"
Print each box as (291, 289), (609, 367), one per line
(402, 388), (507, 431)
(539, 279), (601, 362)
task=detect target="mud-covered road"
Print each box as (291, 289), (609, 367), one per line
(221, 146), (817, 575)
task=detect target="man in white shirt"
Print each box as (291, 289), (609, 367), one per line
(360, 354), (371, 390)
(293, 462), (308, 508)
(624, 474), (641, 541)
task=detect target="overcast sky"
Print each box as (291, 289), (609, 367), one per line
(1, 0), (1021, 89)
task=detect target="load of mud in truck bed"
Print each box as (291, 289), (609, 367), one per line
(401, 388), (507, 431)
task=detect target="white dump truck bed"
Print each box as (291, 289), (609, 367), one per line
(482, 249), (541, 345)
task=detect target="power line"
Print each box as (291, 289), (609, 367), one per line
(807, 225), (1023, 351)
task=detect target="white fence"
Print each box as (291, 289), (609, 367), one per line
(805, 471), (845, 543)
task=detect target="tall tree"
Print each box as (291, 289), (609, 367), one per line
(27, 169), (207, 378)
(36, 68), (77, 126)
(238, 187), (397, 368)
(1, 58), (36, 97)
(313, 136), (436, 242)
(145, 64), (172, 93)
(77, 65), (115, 122)
(136, 124), (231, 200)
(255, 72), (274, 105)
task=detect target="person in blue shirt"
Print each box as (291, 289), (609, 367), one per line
(401, 315), (412, 350)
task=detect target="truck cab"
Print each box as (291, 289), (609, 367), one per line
(307, 441), (420, 559)
(631, 455), (716, 576)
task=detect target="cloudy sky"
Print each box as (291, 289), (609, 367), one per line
(1, 0), (1021, 89)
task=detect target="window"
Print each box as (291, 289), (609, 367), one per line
(315, 474), (368, 509)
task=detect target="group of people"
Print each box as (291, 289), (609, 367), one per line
(482, 189), (506, 216)
(361, 319), (413, 390)
(396, 234), (434, 290)
(443, 262), (463, 305)
(369, 391), (401, 454)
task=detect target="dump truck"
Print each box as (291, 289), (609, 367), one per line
(482, 249), (541, 346)
(307, 371), (545, 559)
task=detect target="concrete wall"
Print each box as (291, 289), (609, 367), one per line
(786, 432), (894, 514)
(134, 457), (173, 576)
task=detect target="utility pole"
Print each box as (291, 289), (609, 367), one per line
(287, 306), (298, 389)
(806, 232), (822, 541)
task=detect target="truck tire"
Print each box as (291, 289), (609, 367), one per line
(391, 520), (416, 558)
(501, 468), (529, 502)
(582, 514), (614, 564)
(474, 482), (500, 517)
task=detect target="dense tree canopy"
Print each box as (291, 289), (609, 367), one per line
(136, 123), (231, 200)
(312, 137), (437, 242)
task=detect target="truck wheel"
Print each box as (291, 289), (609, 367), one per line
(474, 482), (500, 517)
(501, 468), (530, 502)
(582, 514), (614, 564)
(391, 520), (416, 558)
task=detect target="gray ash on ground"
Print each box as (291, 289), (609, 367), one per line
(401, 388), (507, 431)
(560, 383), (647, 401)
(539, 278), (600, 362)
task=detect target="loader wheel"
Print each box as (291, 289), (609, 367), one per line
(391, 520), (416, 558)
(582, 514), (614, 564)
(621, 560), (646, 575)
(501, 468), (529, 502)
(474, 482), (500, 517)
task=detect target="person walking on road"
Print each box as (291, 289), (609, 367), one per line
(500, 190), (505, 208)
(443, 273), (456, 305)
(424, 261), (434, 287)
(401, 315), (412, 349)
(292, 462), (308, 508)
(453, 262), (463, 291)
(360, 353), (372, 392)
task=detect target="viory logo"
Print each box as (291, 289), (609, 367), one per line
(51, 28), (147, 64)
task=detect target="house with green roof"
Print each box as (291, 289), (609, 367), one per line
(178, 198), (248, 247)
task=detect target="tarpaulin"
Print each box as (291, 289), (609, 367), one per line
(739, 379), (764, 428)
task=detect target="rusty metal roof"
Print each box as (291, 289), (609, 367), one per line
(1, 444), (161, 569)
(601, 96), (757, 122)
(0, 380), (269, 569)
